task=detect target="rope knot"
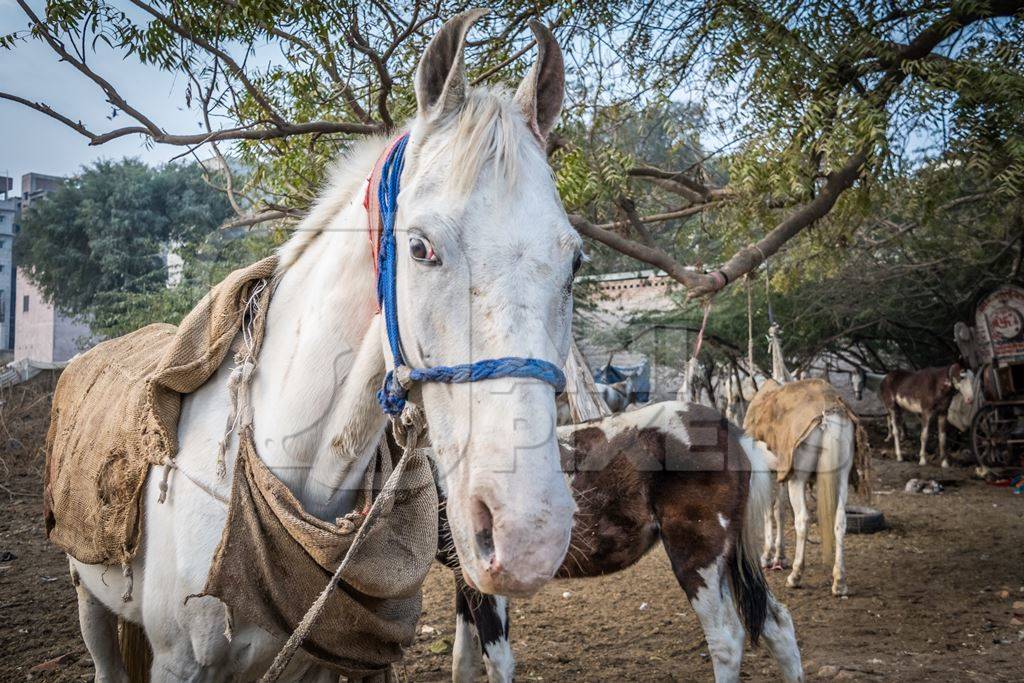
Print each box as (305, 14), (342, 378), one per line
(377, 369), (409, 416)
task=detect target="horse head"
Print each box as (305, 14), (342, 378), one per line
(390, 11), (578, 596)
(949, 363), (975, 404)
(851, 367), (866, 400)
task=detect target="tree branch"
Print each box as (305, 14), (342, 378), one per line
(576, 1), (1024, 299)
(128, 0), (287, 126)
(220, 209), (302, 231)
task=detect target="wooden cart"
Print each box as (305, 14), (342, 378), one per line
(970, 285), (1024, 468)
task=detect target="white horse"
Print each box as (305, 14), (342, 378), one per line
(753, 327), (857, 597)
(757, 409), (855, 596)
(70, 12), (580, 681)
(595, 378), (636, 412)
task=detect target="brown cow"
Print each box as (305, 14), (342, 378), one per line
(880, 364), (975, 467)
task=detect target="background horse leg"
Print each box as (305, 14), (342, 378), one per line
(452, 580), (484, 682)
(891, 407), (904, 461)
(831, 460), (851, 596)
(785, 477), (809, 588)
(479, 595), (512, 683)
(761, 487), (776, 568)
(937, 414), (950, 468)
(73, 570), (129, 683)
(918, 411), (932, 466)
(771, 483), (788, 570)
(760, 596), (804, 682)
(452, 579), (513, 683)
(452, 593), (482, 681)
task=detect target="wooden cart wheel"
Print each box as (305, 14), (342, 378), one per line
(971, 404), (1010, 468)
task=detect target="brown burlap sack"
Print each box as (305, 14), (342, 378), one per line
(199, 430), (437, 675)
(743, 378), (861, 482)
(44, 256), (278, 566)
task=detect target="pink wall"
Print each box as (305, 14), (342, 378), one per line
(14, 269), (92, 363)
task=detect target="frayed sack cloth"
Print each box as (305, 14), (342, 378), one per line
(44, 256), (278, 566)
(744, 378), (861, 482)
(199, 430), (437, 675)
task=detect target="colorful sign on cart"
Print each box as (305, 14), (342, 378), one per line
(977, 285), (1024, 363)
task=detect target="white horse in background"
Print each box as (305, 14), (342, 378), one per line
(596, 377), (639, 412)
(851, 366), (886, 401)
(70, 13), (580, 680)
(751, 327), (858, 596)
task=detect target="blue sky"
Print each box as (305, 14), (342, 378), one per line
(0, 0), (205, 187)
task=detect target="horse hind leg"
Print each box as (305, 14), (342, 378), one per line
(785, 477), (809, 589)
(831, 458), (851, 597)
(760, 596), (804, 682)
(660, 526), (745, 680)
(760, 491), (775, 569)
(72, 563), (129, 683)
(770, 482), (789, 570)
(679, 559), (746, 681)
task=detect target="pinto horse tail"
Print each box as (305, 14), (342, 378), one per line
(735, 435), (773, 644)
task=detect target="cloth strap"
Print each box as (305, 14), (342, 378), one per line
(368, 133), (566, 415)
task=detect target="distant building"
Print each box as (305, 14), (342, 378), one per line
(14, 270), (93, 363)
(577, 269), (679, 319)
(10, 172), (94, 363)
(0, 185), (17, 350)
(20, 172), (64, 208)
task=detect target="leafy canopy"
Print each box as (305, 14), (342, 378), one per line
(14, 159), (244, 336)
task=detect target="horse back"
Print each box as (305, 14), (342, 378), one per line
(884, 366), (953, 413)
(557, 402), (751, 582)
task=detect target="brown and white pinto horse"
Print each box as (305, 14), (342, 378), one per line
(880, 364), (975, 467)
(437, 402), (804, 682)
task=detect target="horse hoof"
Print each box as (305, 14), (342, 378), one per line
(786, 575), (801, 588)
(941, 461), (950, 469)
(832, 584), (848, 597)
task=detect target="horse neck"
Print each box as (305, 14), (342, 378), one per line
(250, 194), (388, 520)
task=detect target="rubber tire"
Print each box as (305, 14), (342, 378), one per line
(845, 505), (885, 534)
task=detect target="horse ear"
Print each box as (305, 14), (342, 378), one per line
(415, 8), (489, 122)
(513, 20), (565, 143)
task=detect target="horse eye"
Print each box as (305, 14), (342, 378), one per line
(409, 236), (439, 264)
(572, 251), (584, 275)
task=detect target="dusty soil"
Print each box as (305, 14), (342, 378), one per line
(2, 374), (1023, 681)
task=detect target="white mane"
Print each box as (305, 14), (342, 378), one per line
(276, 86), (539, 274)
(275, 136), (389, 274)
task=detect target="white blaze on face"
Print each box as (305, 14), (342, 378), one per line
(953, 369), (976, 404)
(388, 13), (578, 597)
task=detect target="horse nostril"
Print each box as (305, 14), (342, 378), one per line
(471, 496), (495, 559)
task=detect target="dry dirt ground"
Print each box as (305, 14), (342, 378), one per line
(2, 374), (1023, 681)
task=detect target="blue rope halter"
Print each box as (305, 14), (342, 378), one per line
(373, 134), (566, 415)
